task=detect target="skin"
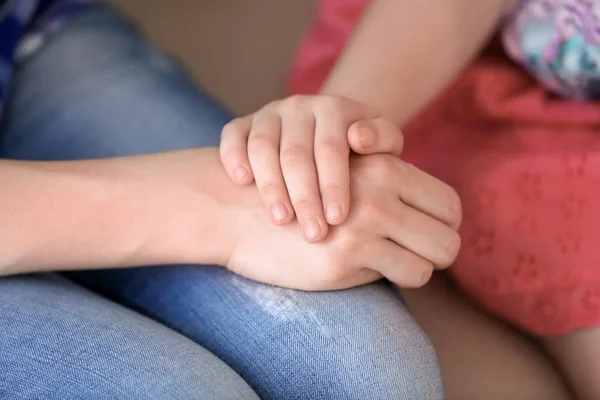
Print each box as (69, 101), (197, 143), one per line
(221, 0), (586, 397)
(544, 328), (600, 400)
(402, 274), (573, 400)
(0, 149), (233, 275)
(221, 0), (510, 237)
(0, 147), (460, 293)
(220, 96), (405, 243)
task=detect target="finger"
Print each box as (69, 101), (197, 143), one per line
(322, 268), (382, 291)
(391, 160), (462, 230)
(360, 239), (434, 288)
(384, 201), (461, 268)
(279, 105), (328, 243)
(313, 106), (351, 226)
(348, 118), (404, 156)
(247, 109), (294, 225)
(220, 115), (254, 185)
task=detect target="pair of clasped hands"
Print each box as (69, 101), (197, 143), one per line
(218, 95), (461, 291)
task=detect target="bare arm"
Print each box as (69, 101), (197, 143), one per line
(0, 149), (235, 276)
(321, 0), (509, 125)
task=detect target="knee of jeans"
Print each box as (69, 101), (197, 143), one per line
(228, 278), (445, 400)
(326, 318), (444, 400)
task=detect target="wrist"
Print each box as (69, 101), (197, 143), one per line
(0, 150), (245, 275)
(127, 148), (246, 268)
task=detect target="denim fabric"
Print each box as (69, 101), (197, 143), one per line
(0, 5), (444, 399)
(0, 0), (98, 114)
(0, 275), (259, 399)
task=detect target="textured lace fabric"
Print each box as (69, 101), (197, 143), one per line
(288, 0), (600, 337)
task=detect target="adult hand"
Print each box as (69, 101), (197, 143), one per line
(223, 152), (461, 290)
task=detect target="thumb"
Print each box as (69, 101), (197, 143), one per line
(348, 118), (404, 156)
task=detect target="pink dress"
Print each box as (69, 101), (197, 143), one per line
(288, 0), (600, 336)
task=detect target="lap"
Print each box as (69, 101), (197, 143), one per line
(544, 328), (600, 400)
(1, 5), (444, 399)
(402, 273), (572, 400)
(71, 267), (443, 399)
(0, 274), (258, 400)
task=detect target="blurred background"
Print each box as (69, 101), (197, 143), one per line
(109, 0), (318, 115)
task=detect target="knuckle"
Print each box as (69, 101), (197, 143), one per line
(315, 138), (348, 160)
(363, 155), (399, 182)
(221, 119), (245, 139)
(220, 120), (237, 137)
(353, 196), (384, 221)
(318, 95), (346, 115)
(394, 160), (413, 183)
(291, 197), (318, 215)
(247, 131), (275, 151)
(281, 95), (308, 113)
(334, 230), (365, 260)
(280, 144), (312, 168)
(392, 162), (421, 195)
(257, 181), (283, 199)
(320, 183), (346, 200)
(395, 205), (410, 228)
(373, 154), (396, 171)
(264, 99), (282, 110)
(319, 258), (349, 286)
(440, 231), (462, 266)
(220, 147), (243, 166)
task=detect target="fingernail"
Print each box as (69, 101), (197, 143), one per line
(233, 166), (249, 182)
(271, 202), (288, 222)
(358, 126), (374, 148)
(326, 203), (342, 222)
(303, 220), (321, 240)
(420, 270), (432, 285)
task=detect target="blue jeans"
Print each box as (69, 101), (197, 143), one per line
(0, 5), (444, 400)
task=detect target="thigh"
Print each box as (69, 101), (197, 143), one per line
(1, 6), (444, 399)
(70, 266), (444, 400)
(401, 273), (572, 400)
(544, 328), (600, 400)
(0, 274), (258, 400)
(0, 5), (230, 159)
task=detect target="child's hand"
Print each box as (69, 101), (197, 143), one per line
(219, 94), (404, 243)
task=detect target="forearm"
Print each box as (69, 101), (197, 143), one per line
(0, 149), (232, 276)
(321, 0), (508, 125)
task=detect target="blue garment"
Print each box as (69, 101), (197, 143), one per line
(0, 0), (96, 117)
(0, 5), (444, 399)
